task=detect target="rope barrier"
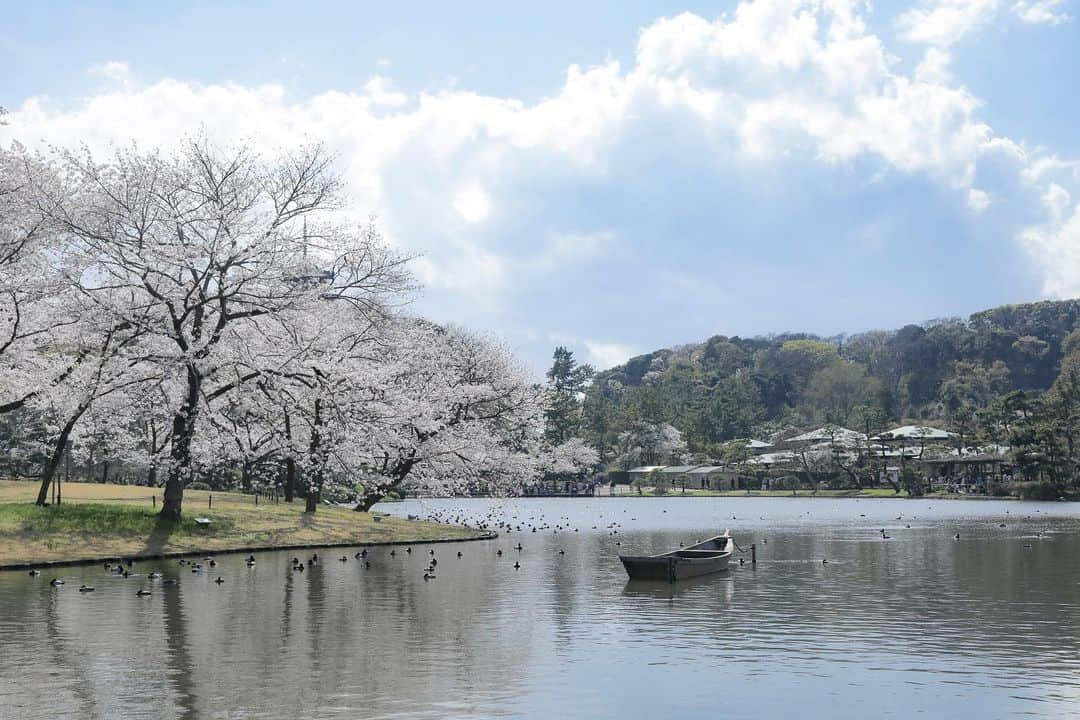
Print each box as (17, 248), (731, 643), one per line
(731, 538), (757, 565)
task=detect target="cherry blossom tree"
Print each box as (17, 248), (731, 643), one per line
(542, 437), (599, 476)
(27, 315), (156, 504)
(0, 146), (83, 418)
(239, 308), (546, 512)
(2, 137), (548, 518)
(615, 420), (688, 468)
(346, 319), (546, 510)
(26, 138), (410, 519)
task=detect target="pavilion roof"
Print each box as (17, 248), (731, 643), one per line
(872, 425), (955, 441)
(789, 426), (866, 445)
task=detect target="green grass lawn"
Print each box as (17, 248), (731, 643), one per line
(0, 480), (486, 567)
(1, 502), (236, 536)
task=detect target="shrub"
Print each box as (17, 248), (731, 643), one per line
(651, 472), (671, 495)
(900, 468), (924, 497)
(1013, 480), (1061, 501)
(771, 475), (801, 491)
(187, 481), (212, 491)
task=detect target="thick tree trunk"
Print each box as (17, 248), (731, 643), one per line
(355, 494), (381, 512)
(161, 368), (201, 521)
(304, 397), (324, 514)
(147, 465), (157, 487)
(100, 461), (109, 484)
(353, 457), (417, 512)
(284, 457), (296, 503)
(35, 411), (83, 506)
(283, 411), (295, 502)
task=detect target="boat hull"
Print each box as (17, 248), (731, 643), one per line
(619, 533), (733, 583)
(620, 554), (730, 582)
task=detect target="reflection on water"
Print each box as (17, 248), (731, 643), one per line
(622, 574), (737, 601)
(2, 497), (1080, 719)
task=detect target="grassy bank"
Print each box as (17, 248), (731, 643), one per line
(0, 480), (487, 568)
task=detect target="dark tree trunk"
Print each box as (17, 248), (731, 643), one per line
(304, 397), (324, 514)
(284, 457), (296, 503)
(100, 461), (109, 484)
(283, 412), (295, 502)
(147, 465), (157, 487)
(35, 410), (84, 506)
(355, 494), (381, 512)
(161, 367), (201, 521)
(353, 457), (417, 512)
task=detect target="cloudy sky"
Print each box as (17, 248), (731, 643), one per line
(3, 0), (1079, 372)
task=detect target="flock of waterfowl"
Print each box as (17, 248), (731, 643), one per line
(24, 519), (560, 594)
(21, 502), (1054, 592)
(28, 554), (239, 595)
(418, 501), (1052, 568)
(22, 504), (635, 594)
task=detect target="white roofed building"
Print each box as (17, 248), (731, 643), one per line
(872, 425), (955, 441)
(788, 426), (866, 447)
(685, 465), (738, 490)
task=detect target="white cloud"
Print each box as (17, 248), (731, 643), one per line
(915, 47), (953, 83)
(1019, 183), (1080, 297)
(1043, 182), (1072, 220)
(1012, 0), (1071, 24)
(535, 231), (616, 270)
(4, 0), (1078, 348)
(90, 60), (133, 86)
(453, 185), (492, 223)
(895, 0), (1000, 46)
(1020, 203), (1080, 297)
(363, 75), (407, 108)
(1021, 154), (1076, 182)
(967, 187), (991, 211)
(584, 341), (638, 369)
(6, 1), (1001, 188)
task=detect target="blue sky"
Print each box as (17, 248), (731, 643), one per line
(3, 0), (1079, 371)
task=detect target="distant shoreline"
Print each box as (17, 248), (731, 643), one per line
(591, 490), (1027, 500)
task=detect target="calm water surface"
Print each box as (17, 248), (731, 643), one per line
(2, 497), (1080, 719)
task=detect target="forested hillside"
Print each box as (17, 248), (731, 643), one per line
(573, 299), (1080, 465)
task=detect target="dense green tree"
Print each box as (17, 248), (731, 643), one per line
(544, 347), (594, 445)
(571, 299), (1080, 491)
(802, 361), (879, 426)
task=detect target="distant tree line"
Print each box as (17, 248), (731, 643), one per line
(549, 299), (1080, 491)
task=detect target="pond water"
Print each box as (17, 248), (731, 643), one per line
(2, 497), (1080, 719)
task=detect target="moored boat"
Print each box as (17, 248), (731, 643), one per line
(619, 531), (733, 582)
